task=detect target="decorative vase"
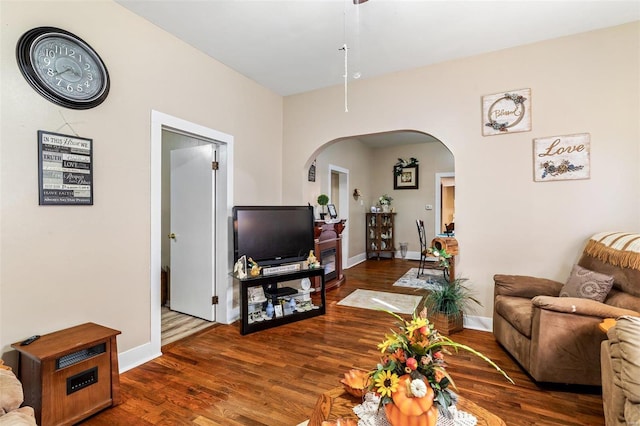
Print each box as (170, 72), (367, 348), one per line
(382, 205), (390, 213)
(384, 375), (438, 426)
(399, 242), (408, 259)
(265, 300), (274, 318)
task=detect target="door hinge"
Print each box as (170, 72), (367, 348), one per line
(211, 161), (219, 171)
(212, 295), (219, 305)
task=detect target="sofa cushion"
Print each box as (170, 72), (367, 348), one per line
(560, 264), (614, 302)
(0, 407), (37, 425)
(494, 295), (533, 337)
(494, 274), (563, 298)
(605, 289), (640, 313)
(0, 370), (23, 415)
(579, 253), (640, 298)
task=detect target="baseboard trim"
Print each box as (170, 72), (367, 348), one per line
(347, 253), (367, 268)
(464, 315), (492, 332)
(118, 342), (162, 373)
(347, 252), (438, 267)
(350, 251), (443, 264)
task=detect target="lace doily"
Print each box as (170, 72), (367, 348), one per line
(353, 393), (477, 426)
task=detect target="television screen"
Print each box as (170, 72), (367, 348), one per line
(233, 205), (315, 267)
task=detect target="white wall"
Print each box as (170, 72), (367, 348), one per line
(283, 22), (640, 317)
(310, 138), (373, 261)
(0, 1), (283, 358)
(371, 143), (454, 253)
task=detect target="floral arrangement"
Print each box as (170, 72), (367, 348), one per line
(485, 92), (528, 132)
(369, 309), (513, 425)
(379, 194), (393, 206)
(540, 159), (584, 179)
(394, 157), (419, 176)
(427, 246), (452, 269)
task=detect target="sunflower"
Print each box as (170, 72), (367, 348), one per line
(373, 370), (400, 398)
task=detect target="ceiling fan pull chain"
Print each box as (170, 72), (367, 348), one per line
(342, 43), (349, 112)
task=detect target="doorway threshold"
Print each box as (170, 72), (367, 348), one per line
(161, 306), (215, 346)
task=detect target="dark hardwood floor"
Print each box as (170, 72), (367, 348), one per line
(83, 259), (604, 425)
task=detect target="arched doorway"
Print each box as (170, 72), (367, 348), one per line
(307, 130), (453, 268)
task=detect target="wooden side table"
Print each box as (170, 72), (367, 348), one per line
(11, 322), (121, 426)
(308, 387), (506, 426)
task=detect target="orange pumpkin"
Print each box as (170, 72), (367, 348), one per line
(384, 375), (438, 426)
(321, 419), (357, 426)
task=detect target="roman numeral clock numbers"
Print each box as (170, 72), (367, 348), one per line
(16, 27), (110, 110)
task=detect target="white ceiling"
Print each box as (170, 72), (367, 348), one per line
(116, 0), (639, 97)
(115, 0), (638, 147)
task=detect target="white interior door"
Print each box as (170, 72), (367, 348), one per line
(328, 164), (349, 269)
(170, 144), (216, 321)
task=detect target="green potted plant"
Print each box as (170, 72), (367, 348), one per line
(317, 194), (329, 219)
(421, 278), (481, 335)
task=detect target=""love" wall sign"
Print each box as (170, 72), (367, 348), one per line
(533, 133), (590, 182)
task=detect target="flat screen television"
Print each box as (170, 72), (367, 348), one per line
(232, 205), (315, 267)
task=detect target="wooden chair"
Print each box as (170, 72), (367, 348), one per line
(416, 219), (429, 277)
(418, 220), (455, 281)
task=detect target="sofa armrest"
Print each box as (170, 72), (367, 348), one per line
(494, 274), (564, 299)
(532, 295), (640, 318)
(0, 370), (23, 415)
(611, 316), (640, 407)
(0, 406), (37, 425)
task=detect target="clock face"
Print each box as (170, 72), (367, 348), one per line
(16, 27), (109, 109)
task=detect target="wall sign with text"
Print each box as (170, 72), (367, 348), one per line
(533, 133), (590, 182)
(38, 130), (93, 205)
(482, 88), (531, 136)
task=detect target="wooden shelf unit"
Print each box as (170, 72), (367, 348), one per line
(366, 212), (396, 259)
(11, 322), (121, 426)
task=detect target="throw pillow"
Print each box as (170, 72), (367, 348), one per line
(560, 264), (614, 302)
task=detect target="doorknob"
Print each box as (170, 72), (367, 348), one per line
(168, 233), (176, 239)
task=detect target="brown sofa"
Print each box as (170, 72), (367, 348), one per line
(601, 315), (640, 426)
(493, 232), (640, 386)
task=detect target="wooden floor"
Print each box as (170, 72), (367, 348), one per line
(161, 306), (215, 346)
(83, 259), (604, 426)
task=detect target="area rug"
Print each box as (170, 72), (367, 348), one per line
(337, 289), (423, 314)
(393, 268), (446, 291)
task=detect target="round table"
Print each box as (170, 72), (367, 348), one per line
(308, 387), (506, 426)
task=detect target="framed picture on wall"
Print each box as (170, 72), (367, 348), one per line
(482, 88), (531, 136)
(327, 204), (338, 219)
(38, 130), (93, 205)
(394, 165), (419, 189)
